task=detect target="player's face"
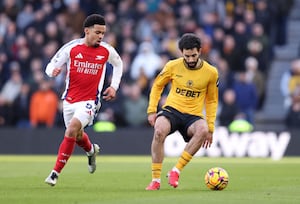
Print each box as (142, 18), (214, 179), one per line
(85, 24), (106, 47)
(182, 48), (201, 69)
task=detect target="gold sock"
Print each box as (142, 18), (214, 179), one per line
(175, 151), (192, 171)
(151, 163), (162, 180)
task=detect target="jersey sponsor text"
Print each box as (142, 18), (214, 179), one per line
(175, 87), (200, 98)
(74, 60), (103, 75)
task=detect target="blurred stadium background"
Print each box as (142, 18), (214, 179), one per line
(0, 0), (299, 157)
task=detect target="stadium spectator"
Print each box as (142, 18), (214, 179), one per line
(0, 0), (19, 21)
(280, 59), (300, 110)
(285, 84), (300, 129)
(29, 79), (58, 128)
(27, 57), (45, 86)
(288, 63), (300, 97)
(233, 71), (258, 124)
(177, 4), (196, 33)
(24, 28), (45, 58)
(219, 89), (240, 127)
(3, 20), (17, 59)
(195, 0), (226, 26)
(220, 34), (243, 72)
(246, 38), (268, 74)
(244, 56), (266, 110)
(16, 3), (35, 32)
(42, 40), (59, 65)
(130, 41), (162, 94)
(232, 21), (249, 62)
(243, 9), (256, 35)
(222, 15), (234, 35)
(64, 0), (87, 35)
(27, 9), (48, 33)
(211, 26), (225, 52)
(12, 83), (32, 128)
(161, 27), (180, 58)
(44, 21), (63, 45)
(133, 1), (152, 42)
(255, 0), (272, 34)
(0, 61), (22, 126)
(13, 34), (32, 79)
(248, 22), (270, 73)
(269, 0), (294, 46)
(254, 1), (274, 58)
(0, 51), (9, 87)
(217, 57), (235, 104)
(122, 82), (148, 127)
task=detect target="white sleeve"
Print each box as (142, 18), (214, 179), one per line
(45, 43), (70, 77)
(108, 47), (123, 91)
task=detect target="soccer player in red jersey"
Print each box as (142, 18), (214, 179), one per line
(44, 14), (123, 186)
(145, 33), (219, 190)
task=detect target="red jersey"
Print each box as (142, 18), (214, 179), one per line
(45, 38), (123, 104)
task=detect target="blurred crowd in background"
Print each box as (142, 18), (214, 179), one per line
(0, 0), (299, 130)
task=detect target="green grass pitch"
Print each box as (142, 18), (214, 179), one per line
(0, 155), (299, 204)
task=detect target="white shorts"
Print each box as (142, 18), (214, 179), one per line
(63, 100), (101, 129)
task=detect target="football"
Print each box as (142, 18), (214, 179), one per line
(204, 167), (229, 190)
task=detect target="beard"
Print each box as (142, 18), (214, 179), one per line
(184, 59), (199, 69)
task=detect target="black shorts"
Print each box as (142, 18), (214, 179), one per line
(157, 106), (203, 142)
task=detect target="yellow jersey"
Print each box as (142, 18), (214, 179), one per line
(147, 57), (219, 132)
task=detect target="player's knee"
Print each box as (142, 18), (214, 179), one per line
(65, 126), (80, 137)
(194, 127), (209, 140)
(197, 123), (209, 135)
(153, 128), (168, 142)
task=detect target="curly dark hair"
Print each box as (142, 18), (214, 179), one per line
(83, 14), (106, 28)
(178, 33), (201, 51)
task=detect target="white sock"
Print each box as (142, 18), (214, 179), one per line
(152, 178), (161, 183)
(86, 144), (94, 156)
(172, 167), (180, 174)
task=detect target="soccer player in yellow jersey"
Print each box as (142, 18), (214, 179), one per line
(145, 33), (219, 190)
